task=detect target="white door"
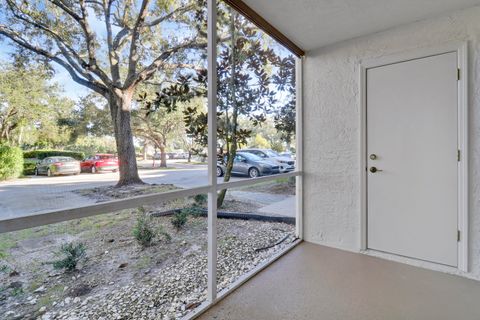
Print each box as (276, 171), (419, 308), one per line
(367, 52), (458, 267)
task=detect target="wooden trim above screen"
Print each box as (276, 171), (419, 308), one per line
(222, 0), (305, 57)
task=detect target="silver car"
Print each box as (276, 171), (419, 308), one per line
(239, 149), (295, 173)
(217, 152), (280, 178)
(35, 157), (81, 177)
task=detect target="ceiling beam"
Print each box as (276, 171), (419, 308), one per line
(222, 0), (305, 57)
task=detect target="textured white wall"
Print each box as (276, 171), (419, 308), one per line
(303, 5), (480, 279)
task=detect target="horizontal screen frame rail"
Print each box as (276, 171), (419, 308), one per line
(0, 171), (301, 234)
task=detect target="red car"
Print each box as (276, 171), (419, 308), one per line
(81, 154), (119, 173)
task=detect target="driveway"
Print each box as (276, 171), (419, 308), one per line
(0, 160), (295, 220)
(0, 161), (217, 220)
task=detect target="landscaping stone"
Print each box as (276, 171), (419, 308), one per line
(34, 286), (46, 294)
(1, 183), (296, 319)
(52, 221), (295, 320)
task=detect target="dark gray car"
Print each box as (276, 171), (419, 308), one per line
(35, 157), (81, 177)
(216, 152), (280, 178)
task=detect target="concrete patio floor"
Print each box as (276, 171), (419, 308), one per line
(198, 242), (480, 320)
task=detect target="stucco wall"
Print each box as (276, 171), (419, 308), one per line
(303, 5), (480, 279)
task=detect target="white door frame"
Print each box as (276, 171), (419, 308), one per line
(359, 41), (469, 272)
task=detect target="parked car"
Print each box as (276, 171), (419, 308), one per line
(279, 151), (296, 160)
(153, 151), (189, 160)
(178, 152), (189, 159)
(153, 152), (170, 160)
(168, 151), (188, 159)
(216, 152), (280, 178)
(35, 157), (81, 177)
(81, 154), (119, 173)
(239, 148), (295, 173)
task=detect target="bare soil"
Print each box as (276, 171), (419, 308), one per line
(74, 184), (179, 202)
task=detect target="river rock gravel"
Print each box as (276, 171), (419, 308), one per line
(38, 219), (295, 320)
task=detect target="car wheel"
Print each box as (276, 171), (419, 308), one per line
(216, 166), (224, 177)
(91, 166), (97, 174)
(47, 168), (52, 177)
(248, 167), (260, 178)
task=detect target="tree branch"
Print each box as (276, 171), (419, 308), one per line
(47, 0), (82, 21)
(0, 25), (108, 96)
(126, 0), (151, 85)
(85, 0), (103, 6)
(103, 0), (121, 84)
(78, 0), (97, 67)
(45, 0), (111, 86)
(5, 1), (101, 83)
(126, 40), (207, 89)
(145, 4), (195, 27)
(112, 27), (131, 50)
(55, 39), (104, 86)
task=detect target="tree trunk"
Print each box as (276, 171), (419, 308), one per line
(217, 145), (237, 207)
(109, 90), (143, 187)
(188, 151), (192, 163)
(17, 126), (24, 146)
(159, 145), (167, 168)
(142, 141), (148, 160)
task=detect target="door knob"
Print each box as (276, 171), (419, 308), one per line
(369, 167), (383, 173)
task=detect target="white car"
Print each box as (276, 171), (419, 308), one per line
(153, 152), (170, 160)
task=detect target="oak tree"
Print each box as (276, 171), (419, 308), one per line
(0, 0), (207, 185)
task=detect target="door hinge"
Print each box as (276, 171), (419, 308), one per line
(458, 230), (461, 242)
(457, 68), (461, 81)
(458, 150), (461, 162)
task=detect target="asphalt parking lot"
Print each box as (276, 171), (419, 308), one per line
(0, 161), (235, 220)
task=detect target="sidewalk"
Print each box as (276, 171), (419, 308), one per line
(229, 191), (295, 218)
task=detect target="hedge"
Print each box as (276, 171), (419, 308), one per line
(23, 159), (37, 176)
(23, 150), (85, 161)
(0, 145), (24, 180)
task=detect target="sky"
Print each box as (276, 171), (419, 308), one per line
(0, 4), (203, 102)
(0, 3), (294, 104)
(0, 43), (90, 101)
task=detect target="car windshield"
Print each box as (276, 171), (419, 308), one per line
(264, 150), (279, 157)
(98, 155), (115, 159)
(239, 153), (262, 161)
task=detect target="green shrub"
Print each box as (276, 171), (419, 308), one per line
(23, 150), (85, 160)
(49, 242), (87, 272)
(193, 194), (207, 206)
(171, 210), (188, 231)
(0, 264), (10, 274)
(133, 207), (155, 247)
(0, 145), (24, 180)
(158, 225), (172, 242)
(23, 159), (37, 176)
(11, 287), (24, 297)
(65, 136), (117, 158)
(181, 206), (205, 217)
